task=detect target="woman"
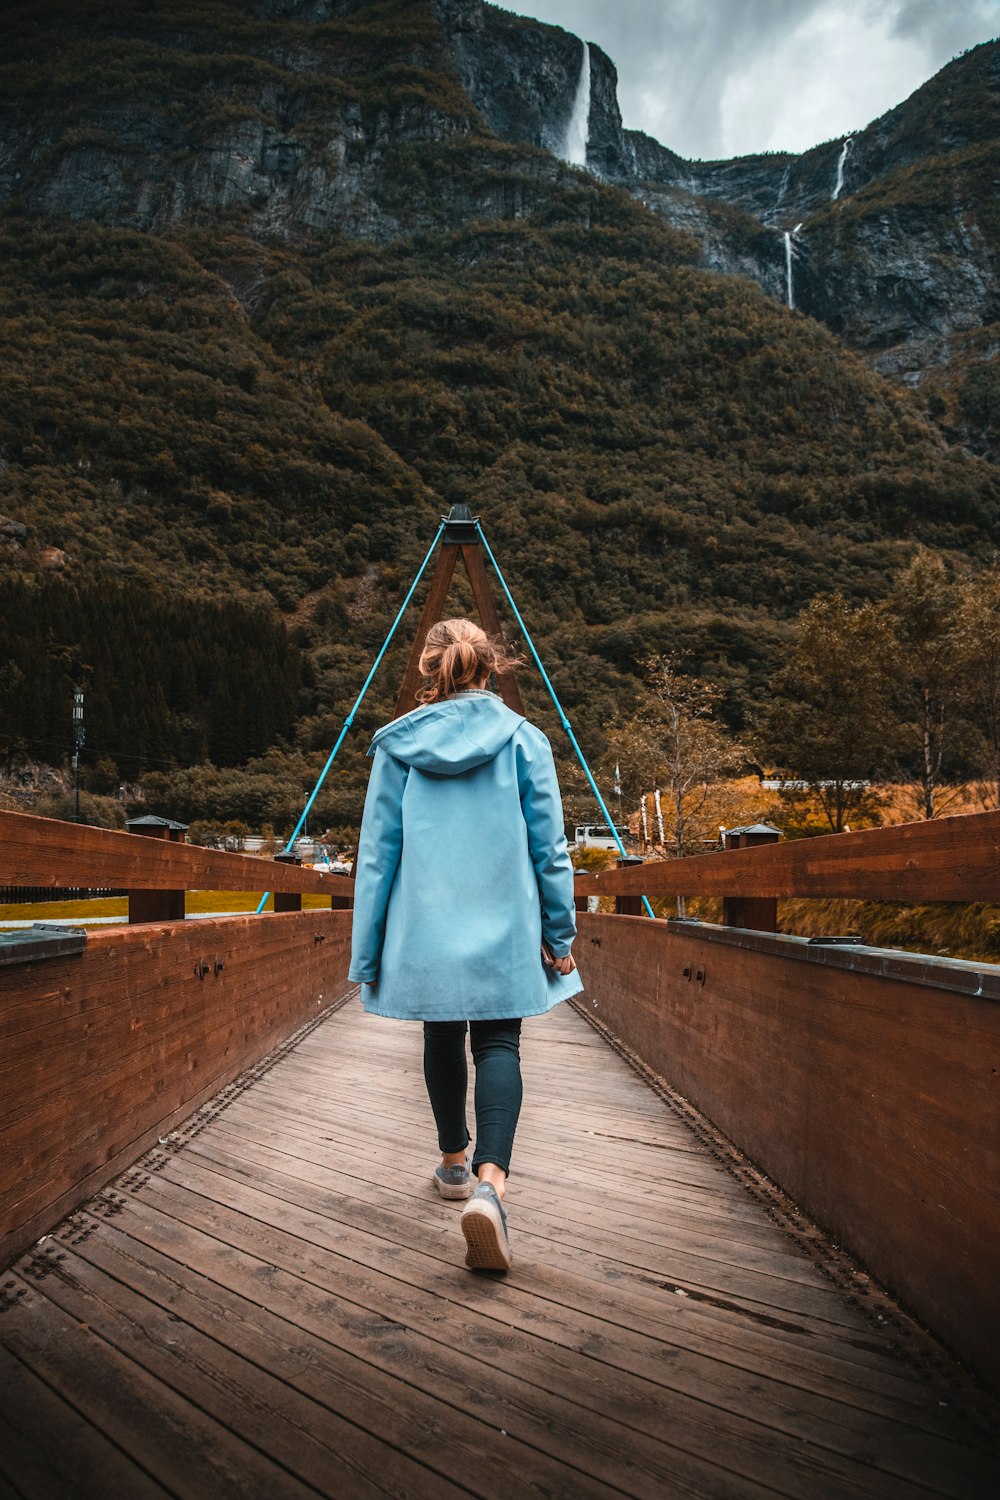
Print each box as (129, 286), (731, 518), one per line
(348, 617), (582, 1271)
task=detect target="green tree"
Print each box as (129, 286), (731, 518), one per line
(84, 755), (120, 795)
(608, 656), (745, 912)
(762, 594), (895, 832)
(885, 550), (966, 819)
(955, 563), (1000, 809)
(34, 790), (126, 830)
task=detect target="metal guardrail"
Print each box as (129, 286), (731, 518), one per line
(0, 922), (87, 966)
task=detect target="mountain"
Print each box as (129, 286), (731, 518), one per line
(434, 2), (1000, 461)
(0, 0), (998, 810)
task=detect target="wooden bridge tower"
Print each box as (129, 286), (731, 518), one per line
(393, 505), (524, 717)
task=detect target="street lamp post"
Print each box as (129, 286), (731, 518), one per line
(72, 689), (85, 822)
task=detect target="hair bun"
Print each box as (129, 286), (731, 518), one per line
(416, 617), (519, 704)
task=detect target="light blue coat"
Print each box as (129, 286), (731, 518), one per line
(348, 691), (583, 1020)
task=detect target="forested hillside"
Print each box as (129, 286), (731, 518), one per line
(1, 0), (999, 828)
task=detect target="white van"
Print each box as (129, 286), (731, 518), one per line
(573, 824), (627, 851)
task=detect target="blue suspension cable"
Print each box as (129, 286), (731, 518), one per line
(476, 522), (655, 920)
(256, 522), (446, 914)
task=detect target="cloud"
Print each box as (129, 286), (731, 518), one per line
(889, 0), (999, 56)
(717, 5), (928, 156)
(505, 0), (1000, 158)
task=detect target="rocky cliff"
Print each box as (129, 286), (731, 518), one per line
(0, 0), (586, 244)
(2, 0), (994, 429)
(427, 1), (999, 455)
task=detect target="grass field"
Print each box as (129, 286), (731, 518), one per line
(0, 890), (335, 927)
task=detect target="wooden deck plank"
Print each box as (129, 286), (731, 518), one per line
(40, 1221), (766, 1500)
(190, 1110), (841, 1290)
(0, 1273), (318, 1498)
(126, 1159), (941, 1423)
(202, 1033), (884, 1321)
(12, 1240), (504, 1500)
(0, 1345), (171, 1499)
(2, 997), (997, 1499)
(106, 1169), (984, 1483)
(150, 1134), (1000, 1488)
(172, 1130), (848, 1316)
(212, 1093), (813, 1251)
(146, 1122), (953, 1410)
(54, 1182), (932, 1500)
(44, 1218), (656, 1500)
(93, 1178), (959, 1448)
(239, 1067), (774, 1202)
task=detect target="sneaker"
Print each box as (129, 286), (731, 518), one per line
(434, 1157), (471, 1200)
(460, 1182), (512, 1271)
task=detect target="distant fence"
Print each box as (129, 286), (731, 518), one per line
(1, 886), (126, 904)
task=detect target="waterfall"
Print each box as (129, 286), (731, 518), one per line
(563, 40), (591, 167)
(654, 787), (665, 845)
(640, 797), (649, 846)
(832, 137), (853, 201)
(774, 164), (790, 210)
(784, 222), (803, 309)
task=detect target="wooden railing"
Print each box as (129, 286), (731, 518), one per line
(1, 811), (355, 1269)
(0, 809), (355, 910)
(572, 809), (1000, 1390)
(573, 807), (1000, 904)
(4, 806), (999, 1388)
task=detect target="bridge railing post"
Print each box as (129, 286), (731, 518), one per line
(615, 855), (645, 916)
(330, 865), (354, 911)
(273, 852), (303, 912)
(126, 815), (188, 923)
(721, 823), (781, 932)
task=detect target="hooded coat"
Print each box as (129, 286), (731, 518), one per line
(348, 690), (583, 1020)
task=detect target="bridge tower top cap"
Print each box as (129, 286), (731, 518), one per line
(441, 503), (479, 544)
(126, 814), (190, 832)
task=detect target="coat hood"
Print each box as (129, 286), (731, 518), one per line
(369, 692), (524, 775)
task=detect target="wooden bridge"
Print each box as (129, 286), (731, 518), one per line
(2, 802), (999, 1498)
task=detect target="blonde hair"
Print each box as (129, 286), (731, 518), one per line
(416, 618), (517, 704)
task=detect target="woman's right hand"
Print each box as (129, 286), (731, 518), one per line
(542, 943), (577, 975)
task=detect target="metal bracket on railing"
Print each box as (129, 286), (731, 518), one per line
(0, 924), (87, 967)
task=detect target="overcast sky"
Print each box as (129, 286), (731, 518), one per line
(508, 0), (1000, 159)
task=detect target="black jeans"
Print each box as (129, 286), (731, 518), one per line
(422, 1018), (523, 1176)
